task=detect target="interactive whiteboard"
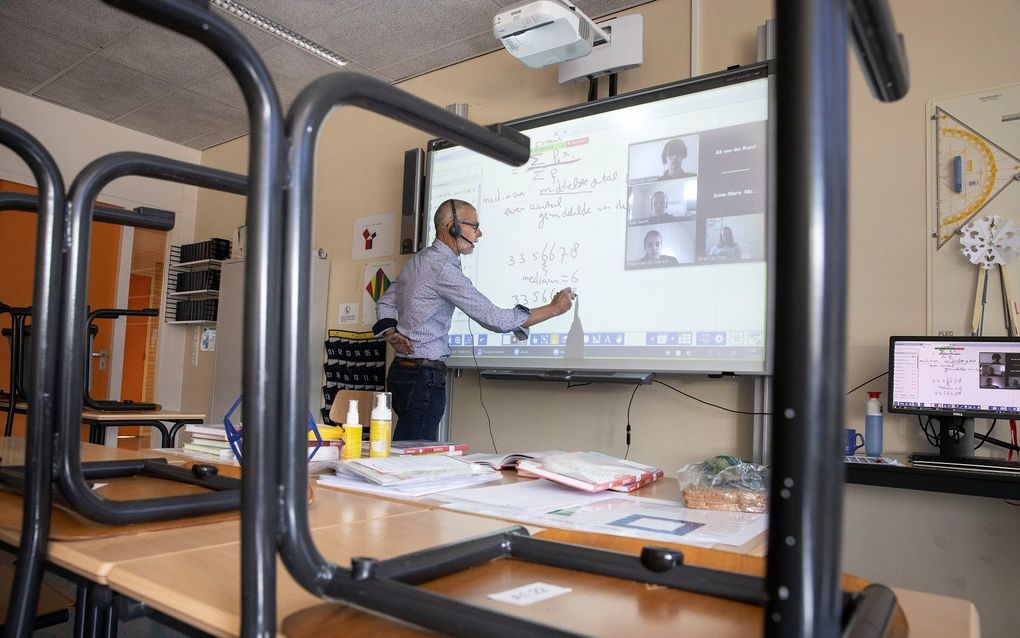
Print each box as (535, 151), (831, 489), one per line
(425, 63), (774, 374)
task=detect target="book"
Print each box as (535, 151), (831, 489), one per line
(607, 473), (658, 493)
(184, 424), (230, 439)
(462, 450), (568, 470)
(516, 452), (664, 493)
(183, 442), (235, 461)
(387, 440), (470, 455)
(185, 437), (231, 449)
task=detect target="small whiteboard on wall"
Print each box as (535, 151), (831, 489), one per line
(928, 82), (1020, 337)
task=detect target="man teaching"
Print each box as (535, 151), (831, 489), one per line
(374, 199), (574, 441)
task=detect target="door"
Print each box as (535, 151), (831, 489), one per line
(0, 179), (122, 438)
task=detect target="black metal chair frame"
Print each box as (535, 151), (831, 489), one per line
(0, 303), (30, 437)
(52, 152), (249, 526)
(0, 150), (244, 637)
(83, 307), (161, 412)
(3, 0), (910, 635)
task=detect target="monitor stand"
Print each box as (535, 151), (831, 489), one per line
(936, 416), (974, 458)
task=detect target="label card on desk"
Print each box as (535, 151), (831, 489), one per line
(488, 582), (572, 606)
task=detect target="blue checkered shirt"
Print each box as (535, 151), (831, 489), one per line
(374, 239), (530, 361)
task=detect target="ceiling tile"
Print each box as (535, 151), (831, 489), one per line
(183, 119), (251, 151)
(187, 70), (246, 111)
(306, 0), (500, 71)
(236, 0), (370, 34)
(115, 89), (246, 143)
(0, 0), (141, 48)
(261, 43), (352, 105)
(219, 13), (292, 52)
(376, 32), (503, 83)
(574, 0), (650, 18)
(0, 20), (91, 93)
(98, 22), (226, 86)
(34, 56), (178, 121)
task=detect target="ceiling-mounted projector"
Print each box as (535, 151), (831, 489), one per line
(493, 0), (609, 69)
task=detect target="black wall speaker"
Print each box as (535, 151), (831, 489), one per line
(401, 148), (425, 254)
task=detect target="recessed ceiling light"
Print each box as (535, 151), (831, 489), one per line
(210, 0), (348, 68)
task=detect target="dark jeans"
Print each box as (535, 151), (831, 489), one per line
(387, 362), (447, 441)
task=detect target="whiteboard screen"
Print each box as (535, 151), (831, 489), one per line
(425, 64), (773, 373)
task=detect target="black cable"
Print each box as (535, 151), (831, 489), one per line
(652, 379), (769, 415)
(624, 384), (638, 460)
(919, 415), (940, 447)
(466, 320), (497, 453)
(608, 73), (618, 97)
(973, 431), (1020, 452)
(974, 419), (996, 450)
(587, 76), (599, 101)
(846, 370), (888, 395)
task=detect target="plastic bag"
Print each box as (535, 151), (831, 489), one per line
(676, 455), (769, 513)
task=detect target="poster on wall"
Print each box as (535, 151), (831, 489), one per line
(362, 261), (396, 325)
(352, 212), (396, 260)
(929, 82), (1020, 336)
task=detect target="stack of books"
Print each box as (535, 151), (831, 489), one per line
(319, 454), (501, 497)
(362, 440), (470, 456)
(182, 424), (235, 461)
(516, 451), (664, 493)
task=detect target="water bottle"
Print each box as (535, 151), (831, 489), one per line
(865, 391), (883, 457)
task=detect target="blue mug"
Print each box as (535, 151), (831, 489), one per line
(845, 428), (865, 455)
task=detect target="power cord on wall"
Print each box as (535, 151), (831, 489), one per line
(622, 371), (891, 455)
(466, 320), (497, 453)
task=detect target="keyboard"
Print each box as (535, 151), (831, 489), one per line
(909, 453), (1020, 475)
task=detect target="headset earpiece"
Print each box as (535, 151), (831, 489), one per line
(448, 199), (461, 239)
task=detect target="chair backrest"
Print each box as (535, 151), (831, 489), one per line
(327, 389), (375, 426)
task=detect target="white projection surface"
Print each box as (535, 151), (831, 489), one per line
(425, 67), (772, 373)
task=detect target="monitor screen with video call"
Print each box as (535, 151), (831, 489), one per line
(424, 63), (774, 373)
(888, 336), (1020, 419)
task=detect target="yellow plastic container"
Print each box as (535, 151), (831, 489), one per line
(341, 424), (362, 460)
(369, 391), (392, 458)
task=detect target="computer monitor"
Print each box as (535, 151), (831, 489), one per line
(887, 336), (1020, 457)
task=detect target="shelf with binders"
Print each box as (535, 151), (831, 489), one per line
(165, 239), (230, 325)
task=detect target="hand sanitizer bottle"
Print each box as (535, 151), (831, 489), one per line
(341, 400), (362, 460)
(865, 391), (883, 457)
(369, 392), (392, 458)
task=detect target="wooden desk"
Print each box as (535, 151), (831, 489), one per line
(0, 445), (978, 636)
(102, 505), (978, 638)
(80, 409), (205, 447)
(106, 510), (529, 636)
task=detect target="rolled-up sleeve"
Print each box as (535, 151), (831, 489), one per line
(436, 263), (531, 340)
(372, 276), (400, 336)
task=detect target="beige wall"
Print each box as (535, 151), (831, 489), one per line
(196, 0), (1020, 634)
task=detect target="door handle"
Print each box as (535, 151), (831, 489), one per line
(91, 350), (107, 372)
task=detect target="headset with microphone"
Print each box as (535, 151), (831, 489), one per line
(447, 199), (475, 247)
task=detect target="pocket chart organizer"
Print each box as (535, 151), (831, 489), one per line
(322, 329), (386, 423)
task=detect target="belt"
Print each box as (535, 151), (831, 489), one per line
(394, 357), (447, 371)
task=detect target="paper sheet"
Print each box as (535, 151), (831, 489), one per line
(438, 478), (617, 511)
(437, 481), (767, 548)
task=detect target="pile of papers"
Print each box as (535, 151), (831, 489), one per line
(318, 454), (501, 497)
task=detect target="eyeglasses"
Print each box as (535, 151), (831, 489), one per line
(458, 220), (480, 231)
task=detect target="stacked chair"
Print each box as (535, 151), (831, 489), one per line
(0, 0), (909, 636)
